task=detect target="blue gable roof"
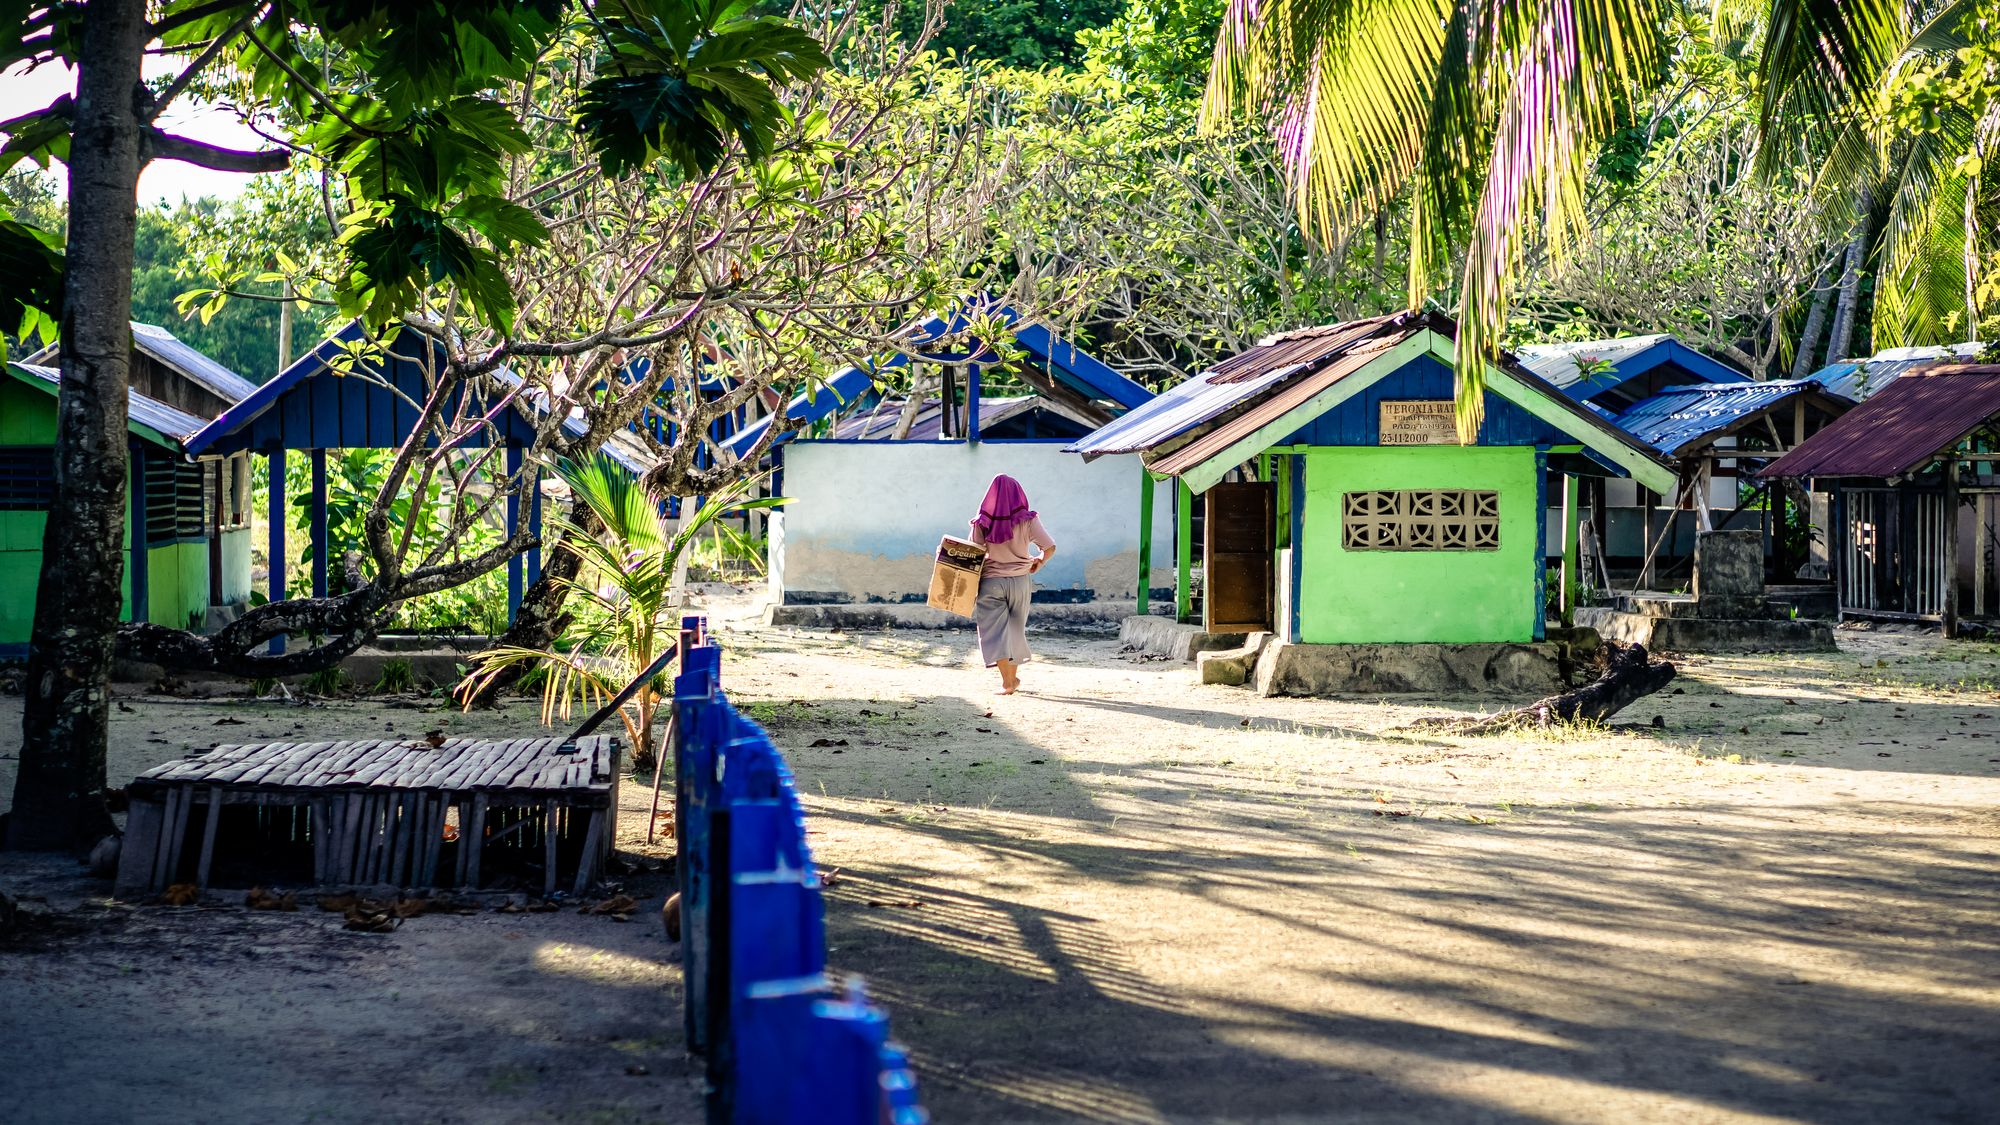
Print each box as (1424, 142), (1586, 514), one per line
(183, 322), (653, 474)
(722, 297), (1150, 459)
(1518, 334), (1748, 408)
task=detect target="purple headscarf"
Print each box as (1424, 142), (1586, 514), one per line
(972, 474), (1036, 543)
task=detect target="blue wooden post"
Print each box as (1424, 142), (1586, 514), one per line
(526, 462), (542, 587)
(310, 448), (329, 599)
(128, 440), (150, 626)
(505, 443), (522, 626)
(267, 448), (286, 654)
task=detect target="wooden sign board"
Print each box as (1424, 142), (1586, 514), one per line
(1379, 400), (1457, 445)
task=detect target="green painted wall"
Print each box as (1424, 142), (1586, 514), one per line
(1297, 445), (1540, 644)
(0, 511), (49, 643)
(0, 378), (150, 646)
(148, 540), (211, 630)
(0, 380), (56, 443)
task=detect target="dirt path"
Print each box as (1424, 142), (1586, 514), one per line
(3, 609), (1999, 1123)
(711, 616), (2000, 1124)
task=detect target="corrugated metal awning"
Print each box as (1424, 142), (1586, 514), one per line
(1763, 365), (2000, 479)
(1611, 380), (1846, 455)
(1065, 314), (1403, 458)
(8, 362), (206, 449)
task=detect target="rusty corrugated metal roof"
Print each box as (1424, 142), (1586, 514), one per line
(1064, 313), (1416, 458)
(1149, 335), (1403, 475)
(1761, 365), (2000, 479)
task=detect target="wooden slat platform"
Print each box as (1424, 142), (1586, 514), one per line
(115, 735), (621, 898)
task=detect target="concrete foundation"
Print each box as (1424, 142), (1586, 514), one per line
(769, 601), (1140, 630)
(1198, 634), (1271, 686)
(1571, 531), (1840, 654)
(1117, 615), (1251, 662)
(1764, 584), (1838, 619)
(112, 645), (475, 689)
(1576, 606), (1836, 653)
(1251, 640), (1570, 697)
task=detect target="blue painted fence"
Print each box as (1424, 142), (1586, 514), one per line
(672, 620), (928, 1125)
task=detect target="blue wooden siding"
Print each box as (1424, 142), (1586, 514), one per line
(1280, 354), (1571, 448)
(196, 330), (544, 455)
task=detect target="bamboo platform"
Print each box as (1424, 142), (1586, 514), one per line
(114, 735), (620, 898)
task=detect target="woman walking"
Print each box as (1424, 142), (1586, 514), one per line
(968, 474), (1056, 695)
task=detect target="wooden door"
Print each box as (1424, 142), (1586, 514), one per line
(1204, 480), (1275, 632)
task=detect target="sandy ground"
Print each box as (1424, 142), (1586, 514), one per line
(0, 685), (701, 1124)
(3, 601), (1999, 1123)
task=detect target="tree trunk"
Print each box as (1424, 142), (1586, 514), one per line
(9, 0), (150, 852)
(1790, 269), (1835, 378)
(452, 499), (598, 707)
(1828, 190), (1876, 362)
(1401, 642), (1677, 734)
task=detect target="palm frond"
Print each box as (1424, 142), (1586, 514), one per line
(1756, 0), (1907, 176)
(1874, 105), (1980, 346)
(1455, 0), (1666, 437)
(1207, 1), (1667, 440)
(1907, 0), (1982, 53)
(1205, 0), (1452, 244)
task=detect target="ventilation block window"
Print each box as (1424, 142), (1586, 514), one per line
(0, 447), (55, 510)
(1342, 489), (1500, 551)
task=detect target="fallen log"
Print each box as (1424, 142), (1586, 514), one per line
(1404, 641), (1676, 735)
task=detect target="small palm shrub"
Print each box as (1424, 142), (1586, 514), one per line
(457, 455), (780, 769)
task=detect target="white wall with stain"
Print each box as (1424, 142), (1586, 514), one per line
(772, 442), (1173, 603)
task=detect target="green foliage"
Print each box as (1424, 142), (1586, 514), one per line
(1865, 1), (2000, 346)
(1198, 0), (1914, 435)
(856, 0), (1128, 68)
(130, 201), (287, 381)
(268, 448), (511, 635)
(459, 455), (782, 765)
(373, 658), (417, 694)
(3, 0), (833, 337)
(686, 519), (767, 579)
(303, 665), (351, 696)
(578, 0), (830, 177)
(0, 217), (62, 359)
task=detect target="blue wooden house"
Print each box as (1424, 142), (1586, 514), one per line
(181, 322), (660, 643)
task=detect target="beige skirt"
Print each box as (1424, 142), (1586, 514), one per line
(974, 574), (1033, 667)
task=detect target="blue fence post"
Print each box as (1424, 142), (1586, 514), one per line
(675, 627), (718, 1054)
(673, 612), (925, 1125)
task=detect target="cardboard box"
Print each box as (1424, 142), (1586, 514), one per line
(927, 535), (987, 617)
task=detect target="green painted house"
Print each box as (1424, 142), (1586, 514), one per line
(3, 326), (260, 656)
(1066, 312), (1676, 646)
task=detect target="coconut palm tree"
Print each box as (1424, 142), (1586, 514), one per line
(1843, 0), (1995, 348)
(457, 454), (781, 770)
(1202, 0), (1908, 435)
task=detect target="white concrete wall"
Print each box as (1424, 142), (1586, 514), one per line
(773, 441), (1174, 603)
(218, 527), (253, 606)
